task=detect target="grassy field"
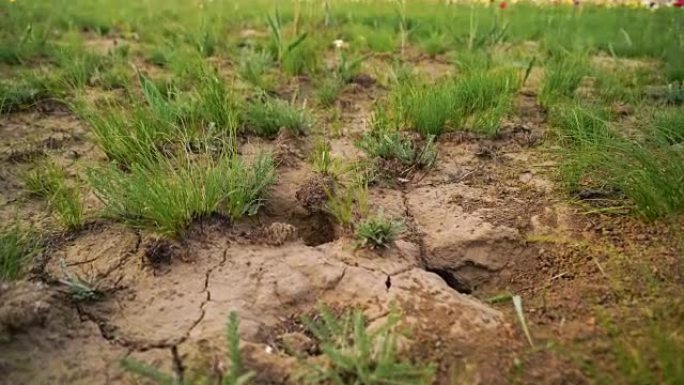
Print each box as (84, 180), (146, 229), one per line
(1, 0), (683, 384)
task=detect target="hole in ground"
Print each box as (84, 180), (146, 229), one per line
(291, 213), (337, 246)
(426, 268), (472, 294)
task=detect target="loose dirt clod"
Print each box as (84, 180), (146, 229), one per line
(295, 174), (335, 213)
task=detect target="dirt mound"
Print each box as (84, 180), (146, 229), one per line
(407, 183), (524, 292)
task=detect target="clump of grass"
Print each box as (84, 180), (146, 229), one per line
(187, 69), (240, 133)
(325, 183), (369, 231)
(266, 8), (316, 76)
(419, 31), (448, 57)
(311, 138), (340, 177)
(608, 139), (684, 219)
(316, 78), (343, 107)
(550, 104), (615, 193)
(78, 74), (181, 166)
(301, 307), (435, 385)
(315, 50), (367, 107)
(22, 162), (85, 230)
(238, 48), (273, 90)
(87, 151), (276, 236)
(355, 210), (404, 249)
(391, 69), (517, 136)
(122, 312), (254, 385)
(356, 110), (438, 173)
(243, 97), (310, 138)
(0, 224), (39, 281)
(391, 80), (459, 137)
(53, 46), (111, 89)
(0, 72), (55, 114)
(651, 109), (684, 145)
(553, 103), (684, 219)
(539, 53), (588, 106)
(282, 41), (320, 77)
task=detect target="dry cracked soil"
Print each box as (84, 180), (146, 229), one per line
(1, 52), (681, 385)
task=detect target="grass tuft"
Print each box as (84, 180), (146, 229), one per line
(87, 151), (275, 236)
(355, 210), (404, 249)
(243, 97), (311, 138)
(21, 162), (85, 230)
(0, 224), (39, 281)
(301, 307), (435, 385)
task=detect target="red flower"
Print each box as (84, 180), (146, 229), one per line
(674, 0), (684, 7)
(499, 1), (507, 9)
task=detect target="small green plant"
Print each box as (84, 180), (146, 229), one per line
(311, 138), (340, 176)
(333, 51), (368, 84)
(356, 111), (438, 172)
(325, 183), (369, 230)
(300, 307), (435, 385)
(122, 312), (254, 385)
(316, 77), (343, 107)
(58, 259), (103, 301)
(243, 97), (311, 138)
(0, 224), (39, 281)
(355, 210), (404, 249)
(238, 48), (273, 89)
(266, 8), (312, 75)
(87, 151), (275, 236)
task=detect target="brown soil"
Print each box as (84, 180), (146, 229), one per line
(1, 51), (682, 385)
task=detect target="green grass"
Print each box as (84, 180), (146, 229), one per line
(0, 224), (39, 281)
(552, 103), (684, 219)
(356, 110), (437, 171)
(539, 53), (589, 107)
(355, 210), (404, 249)
(390, 68), (517, 136)
(316, 77), (343, 107)
(418, 31), (449, 57)
(122, 312), (254, 385)
(243, 97), (311, 138)
(238, 48), (273, 90)
(301, 307), (435, 385)
(0, 72), (56, 114)
(652, 109), (684, 145)
(87, 150), (275, 236)
(21, 161), (85, 230)
(325, 183), (369, 231)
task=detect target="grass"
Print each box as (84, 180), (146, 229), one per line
(301, 307), (435, 385)
(238, 48), (273, 90)
(552, 103), (684, 219)
(355, 210), (404, 249)
(243, 97), (311, 138)
(390, 68), (517, 136)
(122, 312), (254, 385)
(0, 224), (39, 281)
(539, 52), (589, 107)
(356, 110), (438, 172)
(325, 183), (369, 231)
(21, 161), (85, 230)
(87, 150), (275, 236)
